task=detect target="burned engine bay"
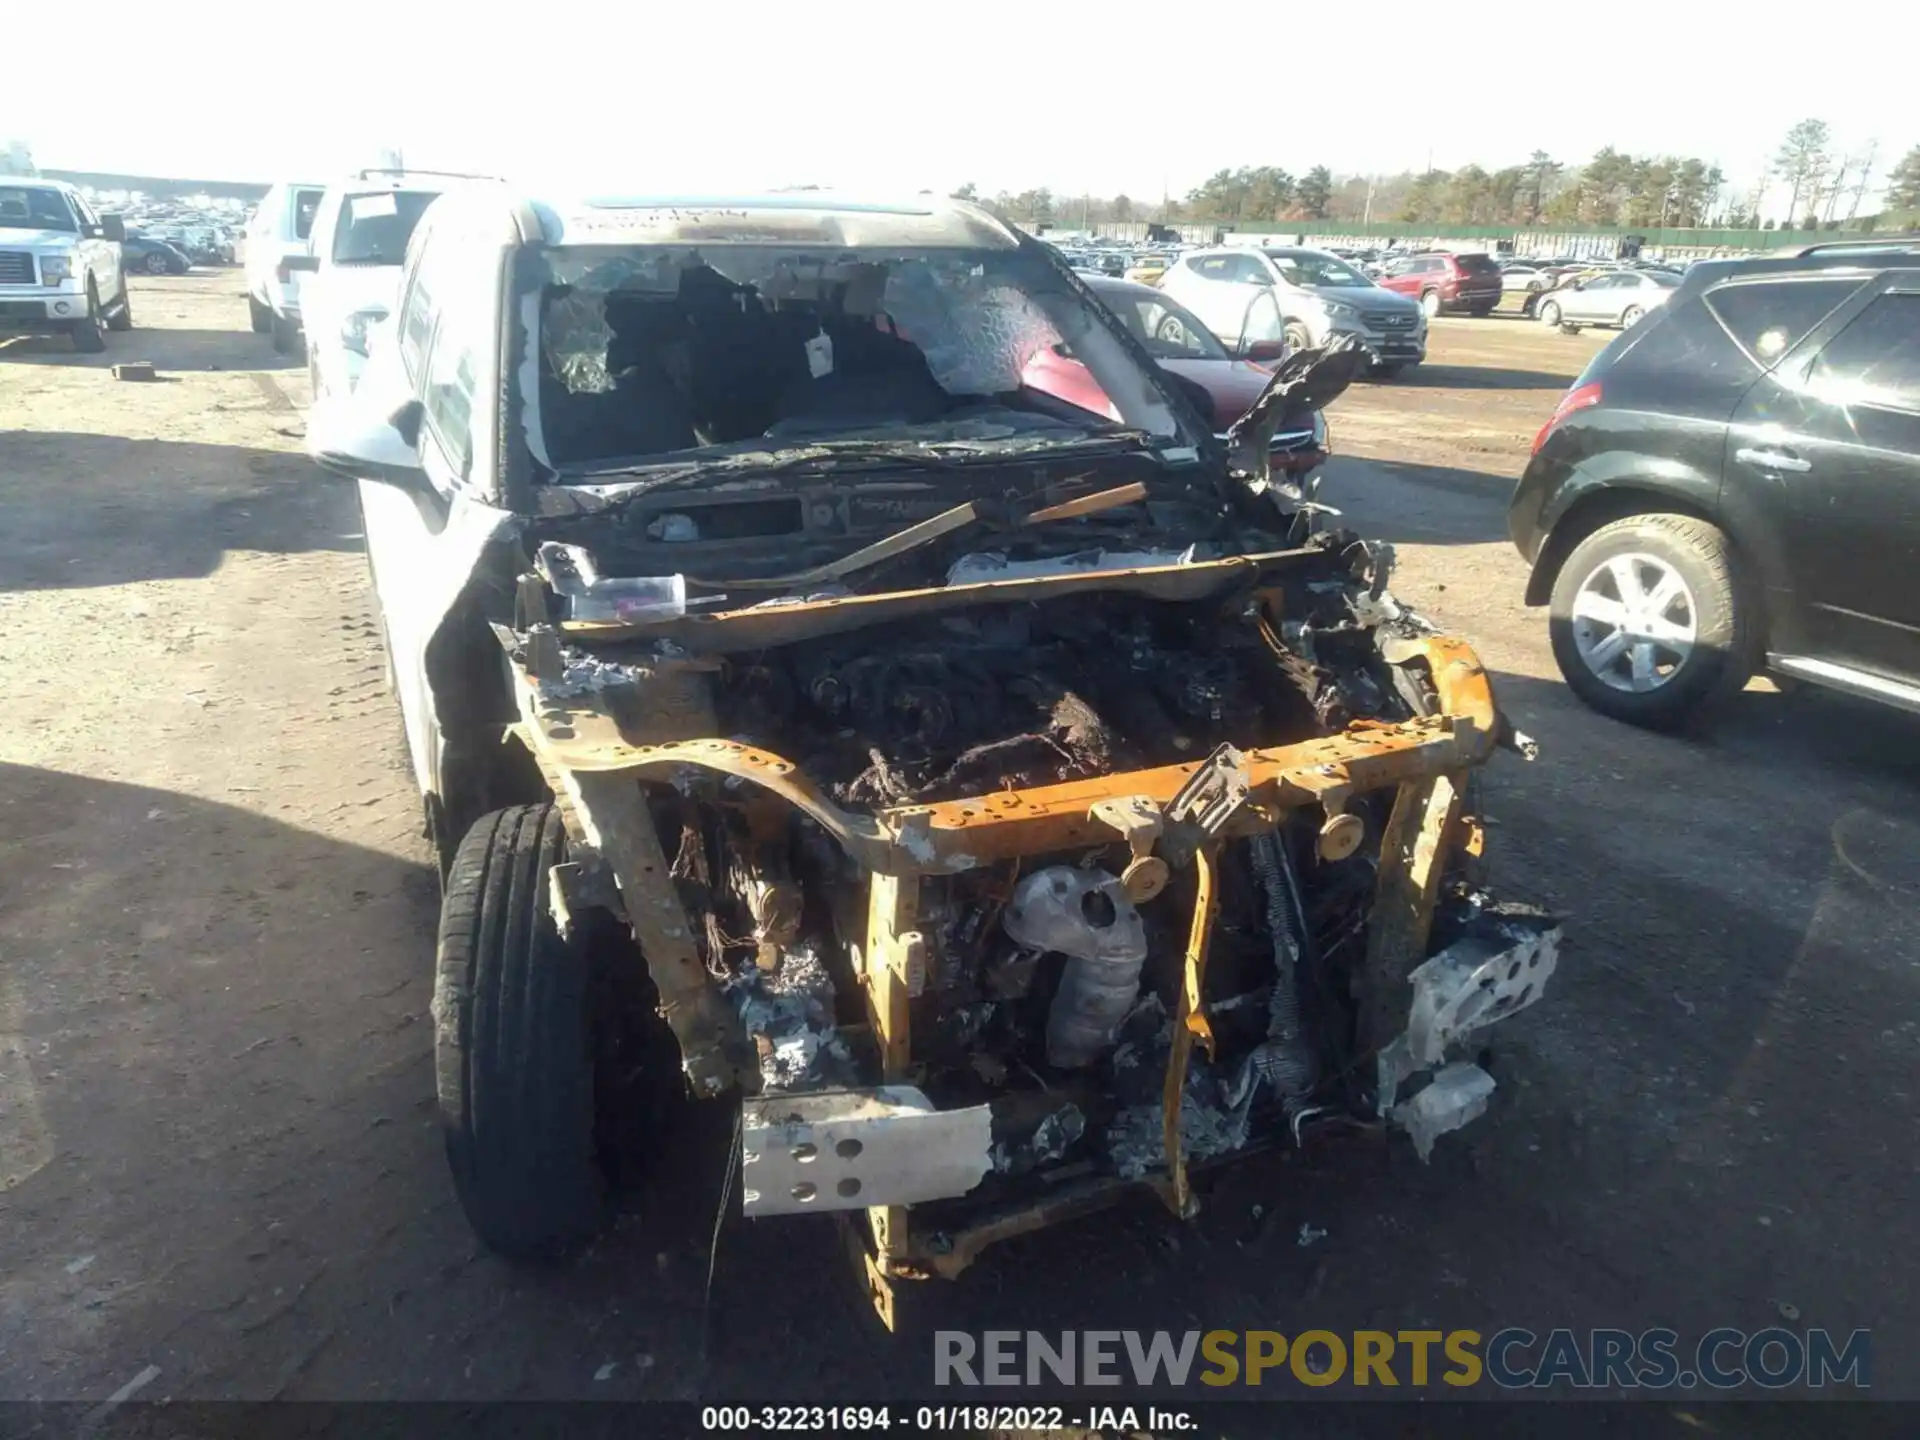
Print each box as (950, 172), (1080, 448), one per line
(497, 341), (1560, 1293)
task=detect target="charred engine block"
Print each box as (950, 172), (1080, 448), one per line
(714, 565), (1409, 810)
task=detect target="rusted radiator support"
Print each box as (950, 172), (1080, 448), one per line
(1161, 845), (1224, 1219)
(1357, 771), (1465, 1057)
(536, 756), (757, 1099)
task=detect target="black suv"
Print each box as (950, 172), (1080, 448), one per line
(1510, 239), (1920, 728)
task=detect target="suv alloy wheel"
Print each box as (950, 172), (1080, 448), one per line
(1548, 514), (1755, 729)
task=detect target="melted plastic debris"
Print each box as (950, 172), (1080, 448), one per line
(1391, 1061), (1496, 1162)
(724, 942), (854, 1092)
(1377, 908), (1561, 1117)
(538, 647), (637, 700)
(947, 547), (1196, 587)
(1106, 1068), (1246, 1181)
(991, 1103), (1086, 1175)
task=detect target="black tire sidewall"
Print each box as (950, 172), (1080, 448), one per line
(1548, 516), (1748, 729)
(71, 286), (105, 352)
(435, 805), (612, 1259)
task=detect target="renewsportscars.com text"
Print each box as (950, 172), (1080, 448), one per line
(934, 1327), (1871, 1390)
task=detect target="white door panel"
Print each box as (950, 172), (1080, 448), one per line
(360, 478), (516, 801)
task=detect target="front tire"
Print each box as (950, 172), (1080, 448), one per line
(1547, 513), (1755, 730)
(1282, 321), (1314, 353)
(435, 805), (613, 1259)
(145, 252), (171, 275)
(249, 293), (273, 333)
(70, 284), (106, 353)
(1538, 299), (1563, 327)
(271, 311), (304, 358)
(106, 283), (133, 332)
(1621, 305), (1645, 328)
(1419, 289), (1442, 319)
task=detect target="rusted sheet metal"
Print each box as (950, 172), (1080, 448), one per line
(1357, 772), (1465, 1056)
(556, 548), (1320, 652)
(863, 874), (918, 1081)
(564, 771), (758, 1097)
(1022, 479), (1148, 524)
(517, 635), (1499, 876)
(514, 679), (756, 1095)
(1163, 846), (1222, 1219)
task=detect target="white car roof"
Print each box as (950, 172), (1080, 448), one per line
(330, 170), (467, 196)
(518, 192), (1022, 250)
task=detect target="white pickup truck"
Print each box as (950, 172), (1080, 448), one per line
(0, 178), (132, 352)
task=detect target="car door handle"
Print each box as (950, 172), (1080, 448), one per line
(1735, 446), (1812, 474)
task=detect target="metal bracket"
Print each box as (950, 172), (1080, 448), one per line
(1089, 795), (1170, 902)
(1163, 744), (1253, 868)
(546, 855), (624, 941)
(741, 1086), (992, 1218)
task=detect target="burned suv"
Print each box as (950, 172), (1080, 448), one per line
(310, 190), (1556, 1316)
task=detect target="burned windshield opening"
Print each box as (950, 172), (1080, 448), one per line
(535, 244), (1182, 471)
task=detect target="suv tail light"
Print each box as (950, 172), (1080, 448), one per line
(1531, 381), (1603, 455)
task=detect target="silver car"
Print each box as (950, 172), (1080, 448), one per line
(1535, 269), (1681, 330)
(1158, 244), (1427, 376)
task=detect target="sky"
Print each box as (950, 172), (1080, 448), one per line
(8, 1), (1914, 217)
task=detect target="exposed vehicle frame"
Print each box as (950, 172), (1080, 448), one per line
(311, 192), (1557, 1323)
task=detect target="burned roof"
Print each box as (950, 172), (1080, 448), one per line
(525, 193), (1022, 251)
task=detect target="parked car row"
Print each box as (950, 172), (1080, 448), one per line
(245, 169), (476, 367)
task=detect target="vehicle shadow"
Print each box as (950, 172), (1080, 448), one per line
(0, 431), (356, 591)
(0, 762), (444, 1402)
(1319, 454), (1517, 545)
(0, 326), (297, 373)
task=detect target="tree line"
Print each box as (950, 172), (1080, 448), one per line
(957, 123), (1920, 233)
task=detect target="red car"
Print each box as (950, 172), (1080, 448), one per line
(1377, 251), (1505, 318)
(1023, 277), (1328, 469)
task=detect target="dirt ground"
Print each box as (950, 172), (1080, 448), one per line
(3, 275), (1916, 1414)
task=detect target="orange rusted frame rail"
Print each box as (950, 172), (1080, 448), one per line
(519, 634), (1498, 875)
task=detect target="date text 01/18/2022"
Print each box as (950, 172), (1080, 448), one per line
(699, 1405), (1197, 1432)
